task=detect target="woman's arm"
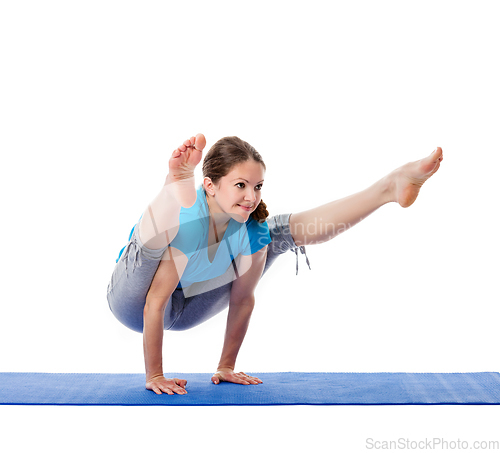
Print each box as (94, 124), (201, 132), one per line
(216, 296), (256, 372)
(212, 245), (268, 385)
(143, 246), (189, 395)
(143, 302), (168, 381)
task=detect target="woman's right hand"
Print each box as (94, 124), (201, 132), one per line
(146, 375), (188, 395)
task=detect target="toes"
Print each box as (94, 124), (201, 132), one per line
(194, 133), (206, 151)
(432, 147), (443, 161)
(173, 139), (192, 154)
(177, 134), (205, 153)
(420, 149), (443, 173)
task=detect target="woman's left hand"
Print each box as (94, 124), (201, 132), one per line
(211, 368), (263, 385)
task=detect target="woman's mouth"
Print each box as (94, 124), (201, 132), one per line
(238, 204), (253, 212)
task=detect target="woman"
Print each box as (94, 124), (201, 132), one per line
(107, 133), (443, 395)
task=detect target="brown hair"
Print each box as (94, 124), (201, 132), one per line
(202, 136), (269, 223)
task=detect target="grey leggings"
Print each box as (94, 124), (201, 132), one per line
(106, 213), (311, 333)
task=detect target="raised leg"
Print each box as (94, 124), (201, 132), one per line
(138, 133), (206, 250)
(289, 147), (444, 246)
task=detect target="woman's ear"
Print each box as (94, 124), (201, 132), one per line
(203, 177), (215, 196)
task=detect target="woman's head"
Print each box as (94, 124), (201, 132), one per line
(202, 136), (269, 223)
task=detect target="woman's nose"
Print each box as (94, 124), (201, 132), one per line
(245, 189), (257, 202)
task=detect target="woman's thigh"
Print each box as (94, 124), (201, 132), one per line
(106, 226), (178, 333)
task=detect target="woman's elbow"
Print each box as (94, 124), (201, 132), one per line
(230, 295), (256, 308)
(144, 294), (170, 315)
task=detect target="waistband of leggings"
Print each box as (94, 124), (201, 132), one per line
(121, 224), (169, 276)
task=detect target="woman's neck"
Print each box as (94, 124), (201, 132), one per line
(206, 193), (231, 231)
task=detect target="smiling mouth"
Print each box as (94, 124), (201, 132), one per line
(238, 204), (254, 209)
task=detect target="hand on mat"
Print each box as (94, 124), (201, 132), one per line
(211, 368), (263, 386)
(146, 375), (188, 395)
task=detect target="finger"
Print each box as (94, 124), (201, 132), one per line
(243, 377), (260, 385)
(212, 373), (222, 384)
(240, 372), (255, 379)
(174, 378), (188, 388)
(232, 377), (250, 385)
(156, 385), (173, 395)
(245, 375), (263, 384)
(169, 383), (187, 395)
(245, 378), (261, 384)
(238, 373), (262, 384)
(238, 375), (254, 384)
(158, 385), (174, 395)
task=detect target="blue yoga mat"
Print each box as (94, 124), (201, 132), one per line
(1, 372), (499, 406)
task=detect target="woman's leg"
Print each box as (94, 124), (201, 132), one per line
(289, 147), (443, 246)
(107, 226), (171, 333)
(138, 134), (205, 250)
(107, 133), (206, 331)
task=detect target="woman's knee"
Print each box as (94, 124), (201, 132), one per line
(267, 213), (297, 253)
(108, 295), (145, 333)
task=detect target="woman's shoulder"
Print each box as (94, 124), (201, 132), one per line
(238, 215), (272, 256)
(245, 215), (270, 234)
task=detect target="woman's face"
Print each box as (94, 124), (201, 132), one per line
(204, 160), (265, 223)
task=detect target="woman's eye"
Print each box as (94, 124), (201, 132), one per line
(236, 182), (263, 190)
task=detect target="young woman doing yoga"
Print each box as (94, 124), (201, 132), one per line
(106, 133), (443, 395)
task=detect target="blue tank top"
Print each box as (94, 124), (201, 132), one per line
(116, 184), (272, 289)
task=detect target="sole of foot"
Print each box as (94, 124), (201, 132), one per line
(395, 147), (444, 208)
(168, 133), (207, 208)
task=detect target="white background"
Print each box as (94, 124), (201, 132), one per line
(1, 0), (499, 451)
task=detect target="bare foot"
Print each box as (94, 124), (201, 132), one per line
(167, 133), (206, 207)
(391, 147), (444, 208)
